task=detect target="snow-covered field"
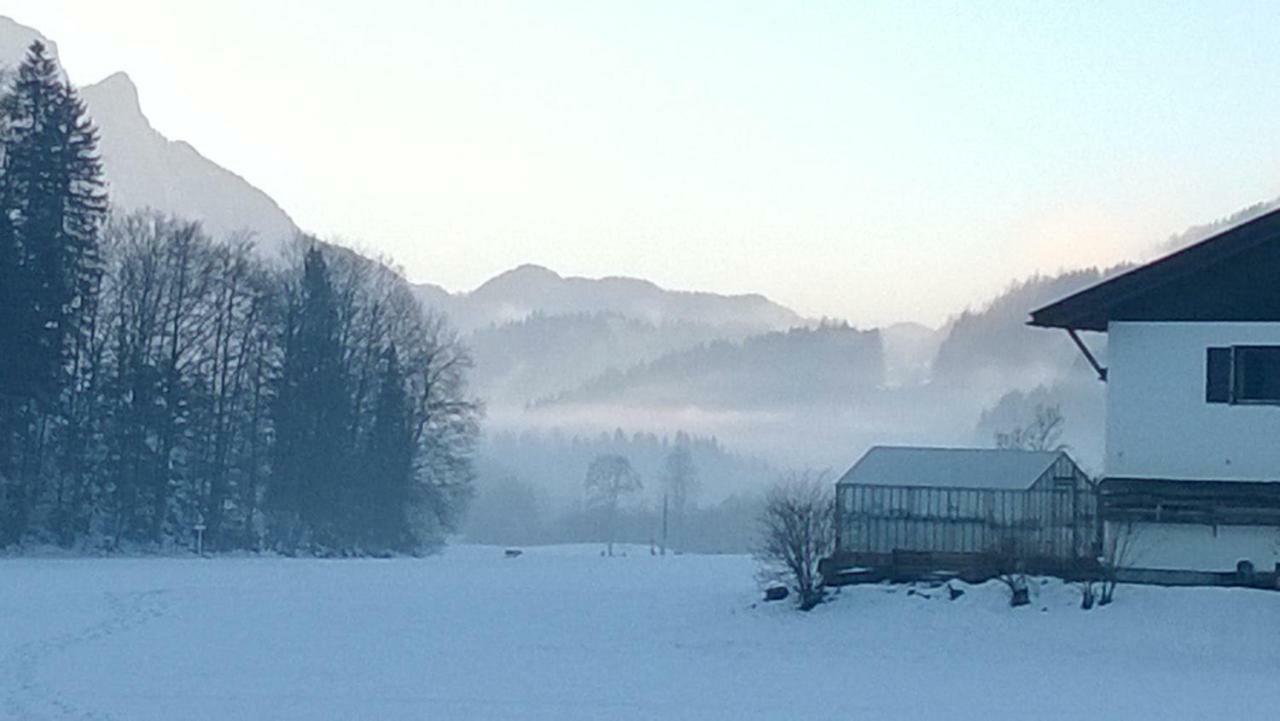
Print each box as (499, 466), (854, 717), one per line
(2, 545), (1278, 721)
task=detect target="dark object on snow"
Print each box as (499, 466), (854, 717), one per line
(764, 586), (789, 602)
(947, 584), (964, 601)
(1009, 587), (1030, 607)
(906, 588), (932, 599)
(1236, 559), (1255, 580)
(504, 548), (523, 558)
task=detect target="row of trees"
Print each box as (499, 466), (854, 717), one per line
(0, 42), (479, 553)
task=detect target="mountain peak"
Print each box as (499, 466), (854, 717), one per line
(82, 71), (146, 129)
(92, 71), (139, 104)
(475, 264), (562, 292)
(0, 16), (299, 253)
(507, 263), (562, 280)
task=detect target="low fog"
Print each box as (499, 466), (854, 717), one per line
(435, 264), (1133, 551)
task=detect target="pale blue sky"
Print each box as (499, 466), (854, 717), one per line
(8, 1), (1280, 325)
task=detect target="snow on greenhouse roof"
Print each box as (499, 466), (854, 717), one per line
(837, 446), (1069, 490)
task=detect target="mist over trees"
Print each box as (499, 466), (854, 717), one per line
(932, 270), (1120, 386)
(465, 311), (760, 406)
(481, 272), (1117, 474)
(660, 435), (698, 551)
(0, 42), (479, 553)
(533, 320), (884, 410)
(464, 429), (772, 552)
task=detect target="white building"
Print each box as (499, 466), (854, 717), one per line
(1031, 213), (1280, 579)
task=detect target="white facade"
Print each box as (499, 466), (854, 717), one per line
(1106, 321), (1280, 481)
(1105, 321), (1280, 573)
(1117, 521), (1280, 572)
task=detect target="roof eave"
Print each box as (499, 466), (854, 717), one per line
(1027, 207), (1280, 333)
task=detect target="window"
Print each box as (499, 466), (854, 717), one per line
(1206, 346), (1280, 404)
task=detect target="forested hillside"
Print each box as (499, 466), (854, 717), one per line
(466, 312), (755, 406)
(533, 321), (884, 410)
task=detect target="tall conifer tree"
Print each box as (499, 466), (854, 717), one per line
(271, 247), (352, 549)
(2, 40), (106, 408)
(362, 344), (414, 550)
(0, 40), (106, 543)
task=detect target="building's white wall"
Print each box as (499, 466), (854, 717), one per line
(1106, 321), (1280, 481)
(1114, 521), (1280, 573)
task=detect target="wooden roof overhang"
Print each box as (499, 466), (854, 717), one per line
(1028, 206), (1280, 380)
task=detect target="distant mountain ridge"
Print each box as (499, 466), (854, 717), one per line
(0, 16), (300, 252)
(414, 263), (805, 333)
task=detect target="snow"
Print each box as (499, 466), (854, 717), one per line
(839, 445), (1065, 489)
(2, 545), (1278, 720)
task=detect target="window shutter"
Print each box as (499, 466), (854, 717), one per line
(1206, 347), (1232, 403)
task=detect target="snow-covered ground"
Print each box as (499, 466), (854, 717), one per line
(2, 544), (1277, 721)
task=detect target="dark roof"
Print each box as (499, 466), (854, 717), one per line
(836, 446), (1069, 490)
(1029, 206), (1280, 331)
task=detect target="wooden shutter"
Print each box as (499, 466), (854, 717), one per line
(1206, 347), (1232, 403)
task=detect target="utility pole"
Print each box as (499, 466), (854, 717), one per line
(661, 492), (669, 556)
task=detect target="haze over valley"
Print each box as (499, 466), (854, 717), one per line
(3, 11), (1275, 548)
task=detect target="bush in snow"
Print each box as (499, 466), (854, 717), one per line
(1074, 521), (1139, 609)
(755, 472), (835, 611)
(1098, 521), (1139, 606)
(997, 570), (1031, 607)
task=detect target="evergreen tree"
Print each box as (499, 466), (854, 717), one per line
(361, 344), (415, 550)
(2, 40), (106, 408)
(271, 247), (352, 550)
(0, 180), (18, 471)
(0, 40), (106, 544)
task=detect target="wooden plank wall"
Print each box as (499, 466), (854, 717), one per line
(1101, 478), (1280, 526)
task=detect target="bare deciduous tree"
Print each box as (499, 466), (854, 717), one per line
(996, 402), (1066, 452)
(756, 472), (835, 611)
(585, 454), (642, 556)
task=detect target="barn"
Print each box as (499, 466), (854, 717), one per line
(826, 446), (1097, 582)
(1031, 207), (1280, 584)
